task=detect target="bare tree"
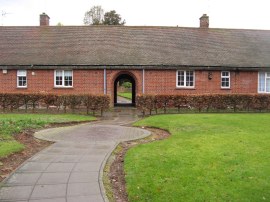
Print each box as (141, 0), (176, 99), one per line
(83, 6), (104, 25)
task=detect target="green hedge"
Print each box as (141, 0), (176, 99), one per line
(136, 94), (270, 115)
(0, 93), (110, 115)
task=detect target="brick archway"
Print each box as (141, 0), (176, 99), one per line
(114, 73), (136, 106)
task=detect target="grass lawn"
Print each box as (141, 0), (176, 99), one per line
(117, 92), (132, 100)
(0, 114), (95, 158)
(125, 114), (270, 202)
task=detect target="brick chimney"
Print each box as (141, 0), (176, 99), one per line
(200, 14), (209, 28)
(40, 13), (50, 26)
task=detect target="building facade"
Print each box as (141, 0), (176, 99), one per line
(0, 14), (270, 106)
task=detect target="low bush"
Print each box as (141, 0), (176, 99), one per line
(136, 94), (270, 115)
(0, 93), (110, 115)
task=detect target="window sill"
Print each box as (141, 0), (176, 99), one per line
(17, 87), (27, 89)
(258, 92), (270, 94)
(221, 88), (231, 90)
(176, 87), (196, 90)
(53, 86), (74, 89)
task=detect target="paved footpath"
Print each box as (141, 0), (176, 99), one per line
(0, 112), (150, 202)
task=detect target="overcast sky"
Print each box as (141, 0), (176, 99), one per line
(1, 0), (270, 29)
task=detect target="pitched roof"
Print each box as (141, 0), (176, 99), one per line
(0, 26), (270, 68)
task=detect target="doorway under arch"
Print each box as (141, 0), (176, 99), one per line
(114, 73), (136, 106)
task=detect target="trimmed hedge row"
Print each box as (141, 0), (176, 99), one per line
(0, 93), (110, 115)
(136, 94), (270, 115)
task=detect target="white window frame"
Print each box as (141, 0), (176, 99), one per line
(176, 70), (195, 88)
(54, 70), (73, 88)
(258, 72), (270, 93)
(221, 71), (230, 89)
(17, 70), (27, 88)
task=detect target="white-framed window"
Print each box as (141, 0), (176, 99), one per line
(17, 70), (27, 88)
(221, 71), (230, 88)
(176, 70), (195, 88)
(54, 70), (73, 87)
(258, 72), (270, 93)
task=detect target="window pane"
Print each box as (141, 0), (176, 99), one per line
(56, 71), (62, 77)
(18, 76), (27, 86)
(64, 70), (72, 77)
(221, 78), (229, 87)
(186, 71), (194, 87)
(178, 71), (184, 86)
(17, 70), (26, 76)
(55, 71), (63, 86)
(266, 78), (270, 92)
(222, 71), (229, 77)
(64, 79), (72, 86)
(259, 72), (265, 92)
(64, 72), (72, 86)
(56, 77), (62, 85)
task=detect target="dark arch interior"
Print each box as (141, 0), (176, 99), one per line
(114, 74), (136, 107)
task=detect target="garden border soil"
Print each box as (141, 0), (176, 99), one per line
(104, 127), (170, 202)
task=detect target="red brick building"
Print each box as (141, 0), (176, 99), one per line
(0, 14), (270, 106)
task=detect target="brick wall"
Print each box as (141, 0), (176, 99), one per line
(0, 69), (259, 98)
(144, 70), (258, 94)
(0, 69), (104, 94)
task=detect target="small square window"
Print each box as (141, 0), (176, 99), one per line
(176, 70), (195, 88)
(54, 70), (73, 87)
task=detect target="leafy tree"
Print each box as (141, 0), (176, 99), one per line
(56, 22), (63, 26)
(103, 10), (125, 25)
(122, 81), (132, 88)
(83, 6), (104, 25)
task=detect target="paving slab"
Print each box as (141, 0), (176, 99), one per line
(0, 185), (33, 200)
(29, 198), (66, 202)
(67, 195), (103, 202)
(29, 154), (57, 163)
(31, 184), (67, 199)
(0, 111), (150, 201)
(69, 172), (98, 183)
(17, 162), (50, 173)
(37, 173), (70, 184)
(67, 182), (100, 196)
(5, 173), (41, 185)
(45, 163), (75, 173)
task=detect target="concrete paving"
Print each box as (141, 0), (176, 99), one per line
(116, 96), (131, 104)
(0, 110), (150, 202)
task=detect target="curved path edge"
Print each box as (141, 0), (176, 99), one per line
(0, 122), (150, 202)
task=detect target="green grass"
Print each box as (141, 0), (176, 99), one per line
(117, 92), (132, 100)
(0, 114), (95, 158)
(0, 141), (25, 158)
(125, 114), (270, 202)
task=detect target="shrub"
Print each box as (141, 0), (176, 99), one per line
(82, 94), (110, 116)
(136, 94), (270, 115)
(0, 93), (110, 115)
(43, 94), (59, 111)
(66, 94), (83, 113)
(136, 95), (155, 116)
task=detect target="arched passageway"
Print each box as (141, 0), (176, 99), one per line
(114, 74), (136, 106)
